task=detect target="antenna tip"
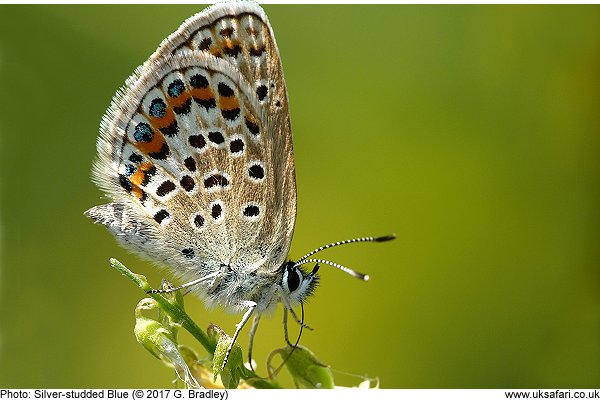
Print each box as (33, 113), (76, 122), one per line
(375, 234), (396, 242)
(363, 274), (370, 282)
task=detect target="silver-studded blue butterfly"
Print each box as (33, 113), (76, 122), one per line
(85, 1), (394, 370)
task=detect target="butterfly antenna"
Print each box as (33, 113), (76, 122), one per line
(295, 235), (396, 266)
(294, 257), (370, 281)
(294, 234), (395, 280)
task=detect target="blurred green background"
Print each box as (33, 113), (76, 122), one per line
(0, 4), (598, 388)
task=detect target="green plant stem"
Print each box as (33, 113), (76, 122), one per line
(110, 258), (213, 352)
(109, 258), (281, 389)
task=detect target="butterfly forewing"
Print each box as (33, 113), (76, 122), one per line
(89, 3), (295, 282)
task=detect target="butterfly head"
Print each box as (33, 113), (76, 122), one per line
(281, 261), (319, 305)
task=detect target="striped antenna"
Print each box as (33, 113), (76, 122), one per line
(294, 258), (370, 281)
(295, 234), (395, 264)
(293, 234), (395, 280)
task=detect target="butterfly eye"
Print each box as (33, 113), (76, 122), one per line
(284, 264), (302, 293)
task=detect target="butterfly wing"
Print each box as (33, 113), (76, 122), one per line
(86, 2), (296, 280)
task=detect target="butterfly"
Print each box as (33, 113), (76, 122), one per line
(85, 1), (394, 371)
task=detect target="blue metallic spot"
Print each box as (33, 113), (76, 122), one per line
(124, 164), (136, 176)
(134, 122), (153, 142)
(149, 98), (166, 118)
(168, 79), (185, 97)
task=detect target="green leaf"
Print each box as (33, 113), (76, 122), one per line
(210, 325), (244, 388)
(133, 315), (168, 360)
(268, 345), (335, 389)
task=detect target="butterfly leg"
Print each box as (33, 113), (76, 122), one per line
(288, 306), (314, 331)
(282, 308), (293, 347)
(247, 314), (261, 372)
(149, 271), (220, 294)
(222, 300), (256, 370)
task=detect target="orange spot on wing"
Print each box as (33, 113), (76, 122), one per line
(168, 91), (191, 108)
(219, 95), (239, 111)
(130, 162), (154, 186)
(191, 87), (214, 101)
(222, 39), (241, 53)
(131, 185), (144, 201)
